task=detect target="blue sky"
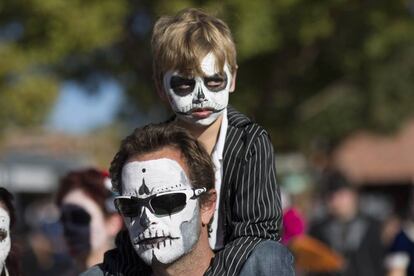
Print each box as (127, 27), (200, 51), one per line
(47, 80), (124, 134)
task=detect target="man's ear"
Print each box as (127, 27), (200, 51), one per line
(105, 213), (124, 237)
(201, 189), (217, 226)
(229, 67), (238, 93)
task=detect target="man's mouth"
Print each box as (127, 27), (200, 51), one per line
(135, 236), (179, 249)
(139, 236), (176, 245)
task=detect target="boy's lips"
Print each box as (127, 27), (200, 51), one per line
(190, 108), (213, 118)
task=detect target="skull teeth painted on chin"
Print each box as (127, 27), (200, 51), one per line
(133, 229), (179, 249)
(135, 236), (177, 251)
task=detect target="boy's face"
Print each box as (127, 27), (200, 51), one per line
(163, 53), (232, 126)
(120, 157), (201, 266)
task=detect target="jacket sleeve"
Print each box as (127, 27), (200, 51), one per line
(205, 131), (282, 276)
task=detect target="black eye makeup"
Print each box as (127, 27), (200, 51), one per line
(170, 76), (196, 96)
(203, 73), (228, 92)
(169, 73), (228, 95)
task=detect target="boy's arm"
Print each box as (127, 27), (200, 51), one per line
(206, 132), (282, 276)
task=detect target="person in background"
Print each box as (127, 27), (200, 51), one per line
(55, 168), (123, 274)
(308, 170), (385, 276)
(385, 189), (414, 276)
(0, 187), (21, 276)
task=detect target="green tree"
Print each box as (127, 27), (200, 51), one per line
(116, 0), (414, 151)
(0, 0), (128, 132)
(2, 0), (414, 152)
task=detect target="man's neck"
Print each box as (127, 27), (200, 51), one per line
(176, 116), (223, 155)
(152, 229), (214, 276)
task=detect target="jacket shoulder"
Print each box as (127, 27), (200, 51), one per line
(227, 106), (268, 135)
(79, 265), (106, 276)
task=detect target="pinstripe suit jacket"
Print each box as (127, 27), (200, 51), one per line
(205, 106), (282, 276)
(82, 106), (282, 276)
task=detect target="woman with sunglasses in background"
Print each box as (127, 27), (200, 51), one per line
(55, 168), (123, 275)
(0, 187), (21, 276)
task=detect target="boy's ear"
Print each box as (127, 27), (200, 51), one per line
(201, 189), (217, 226)
(229, 68), (238, 93)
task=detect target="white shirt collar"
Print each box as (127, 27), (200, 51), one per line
(211, 108), (228, 161)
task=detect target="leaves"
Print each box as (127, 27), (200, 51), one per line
(1, 0), (414, 151)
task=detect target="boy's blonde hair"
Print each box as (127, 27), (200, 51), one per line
(152, 8), (237, 91)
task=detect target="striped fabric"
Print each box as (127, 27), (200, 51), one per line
(205, 106), (282, 276)
(82, 106), (282, 276)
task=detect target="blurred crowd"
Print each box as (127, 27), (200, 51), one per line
(280, 168), (414, 276)
(0, 168), (122, 276)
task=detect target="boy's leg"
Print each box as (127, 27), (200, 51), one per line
(239, 240), (295, 276)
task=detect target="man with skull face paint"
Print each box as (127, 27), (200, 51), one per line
(81, 123), (217, 275)
(152, 8), (293, 276)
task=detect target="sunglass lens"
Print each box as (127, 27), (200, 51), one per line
(60, 204), (91, 225)
(115, 198), (140, 217)
(151, 193), (186, 216)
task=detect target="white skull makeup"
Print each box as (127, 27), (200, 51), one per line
(0, 207), (11, 272)
(163, 52), (232, 126)
(119, 158), (202, 265)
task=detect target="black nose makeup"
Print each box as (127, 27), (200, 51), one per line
(194, 87), (207, 103)
(197, 87), (205, 99)
(139, 208), (151, 228)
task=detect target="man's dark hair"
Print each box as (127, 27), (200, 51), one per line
(110, 122), (215, 206)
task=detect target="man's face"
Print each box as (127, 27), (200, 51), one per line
(120, 158), (201, 265)
(163, 53), (232, 126)
(0, 207), (11, 266)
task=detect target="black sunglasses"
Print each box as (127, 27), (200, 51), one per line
(114, 187), (206, 217)
(60, 204), (91, 225)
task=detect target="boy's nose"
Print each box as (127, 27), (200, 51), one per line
(194, 87), (207, 103)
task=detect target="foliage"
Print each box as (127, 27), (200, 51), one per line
(0, 0), (128, 132)
(1, 0), (414, 151)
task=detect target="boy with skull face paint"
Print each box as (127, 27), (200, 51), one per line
(153, 8), (293, 276)
(81, 123), (217, 275)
